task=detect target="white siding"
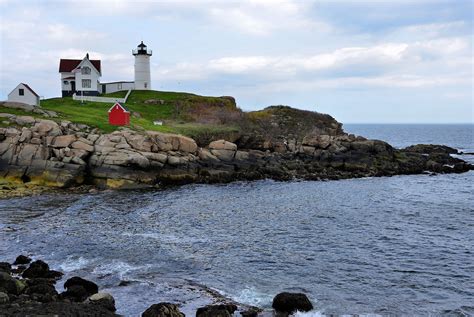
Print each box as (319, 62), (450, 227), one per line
(61, 73), (74, 92)
(7, 83), (39, 106)
(100, 82), (135, 94)
(134, 55), (151, 90)
(76, 59), (100, 92)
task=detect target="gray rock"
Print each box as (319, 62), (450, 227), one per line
(142, 303), (184, 317)
(210, 149), (235, 161)
(15, 115), (36, 125)
(0, 291), (8, 304)
(272, 292), (313, 315)
(71, 140), (94, 152)
(52, 135), (76, 148)
(86, 292), (116, 312)
(209, 139), (237, 151)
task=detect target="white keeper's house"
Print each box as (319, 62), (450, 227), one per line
(59, 41), (153, 97)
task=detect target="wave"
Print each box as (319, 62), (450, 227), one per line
(58, 256), (92, 272)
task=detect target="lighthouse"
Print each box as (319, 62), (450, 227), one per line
(132, 41), (152, 90)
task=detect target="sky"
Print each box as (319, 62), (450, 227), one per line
(0, 0), (473, 123)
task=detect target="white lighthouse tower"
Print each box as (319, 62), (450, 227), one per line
(132, 41), (152, 90)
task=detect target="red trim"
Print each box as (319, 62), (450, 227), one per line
(108, 102), (129, 113)
(21, 83), (39, 97)
(59, 59), (101, 73)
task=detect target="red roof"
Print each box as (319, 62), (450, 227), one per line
(59, 59), (101, 73)
(108, 102), (130, 113)
(21, 83), (39, 97)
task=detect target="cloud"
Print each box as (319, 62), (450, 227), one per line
(158, 37), (470, 81)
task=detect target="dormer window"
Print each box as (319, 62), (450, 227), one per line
(81, 66), (91, 75)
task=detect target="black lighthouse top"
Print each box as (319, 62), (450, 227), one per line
(132, 41), (152, 56)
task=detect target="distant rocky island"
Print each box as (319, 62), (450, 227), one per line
(0, 93), (472, 198)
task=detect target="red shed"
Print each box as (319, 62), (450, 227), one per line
(108, 102), (130, 126)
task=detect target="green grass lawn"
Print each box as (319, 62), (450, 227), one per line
(31, 90), (241, 136)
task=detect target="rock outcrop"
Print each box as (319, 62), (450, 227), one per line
(0, 257), (117, 316)
(272, 292), (313, 315)
(142, 302), (185, 317)
(1, 109), (472, 193)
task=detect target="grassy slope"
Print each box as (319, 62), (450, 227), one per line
(34, 90), (239, 136)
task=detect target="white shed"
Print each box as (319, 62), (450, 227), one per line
(7, 83), (40, 107)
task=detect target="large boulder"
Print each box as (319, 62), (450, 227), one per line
(302, 134), (332, 149)
(147, 132), (198, 153)
(15, 115), (36, 125)
(52, 135), (77, 148)
(209, 140), (237, 151)
(0, 291), (8, 304)
(142, 302), (185, 317)
(22, 260), (49, 279)
(13, 255), (32, 265)
(101, 150), (150, 168)
(196, 304), (237, 317)
(403, 144), (458, 154)
(86, 292), (116, 312)
(272, 292), (313, 315)
(64, 276), (98, 297)
(0, 262), (11, 274)
(71, 140), (94, 152)
(60, 284), (89, 302)
(0, 272), (18, 295)
(33, 119), (62, 136)
(209, 140), (237, 161)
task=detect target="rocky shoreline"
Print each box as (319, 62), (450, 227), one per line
(0, 256), (313, 316)
(1, 109), (472, 198)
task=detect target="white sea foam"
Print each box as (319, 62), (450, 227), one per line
(293, 313), (383, 317)
(92, 260), (151, 279)
(232, 287), (273, 307)
(292, 311), (324, 317)
(122, 231), (208, 243)
(58, 256), (92, 272)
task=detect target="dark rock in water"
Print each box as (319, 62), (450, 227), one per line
(403, 144), (458, 154)
(0, 272), (16, 294)
(142, 302), (185, 317)
(25, 282), (58, 302)
(196, 304), (238, 317)
(0, 291), (9, 304)
(86, 292), (116, 312)
(11, 265), (27, 274)
(26, 277), (56, 287)
(64, 276), (99, 297)
(0, 272), (25, 295)
(43, 269), (64, 280)
(0, 301), (117, 316)
(0, 262), (11, 274)
(14, 255), (32, 265)
(22, 260), (49, 278)
(60, 284), (89, 302)
(241, 309), (259, 317)
(272, 292), (313, 315)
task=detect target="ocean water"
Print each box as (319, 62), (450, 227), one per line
(0, 124), (473, 316)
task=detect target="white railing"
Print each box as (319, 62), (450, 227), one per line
(73, 89), (132, 103)
(132, 49), (152, 55)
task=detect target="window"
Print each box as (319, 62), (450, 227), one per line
(81, 67), (91, 75)
(19, 89), (24, 96)
(82, 79), (91, 88)
(63, 81), (69, 85)
(118, 83), (122, 90)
